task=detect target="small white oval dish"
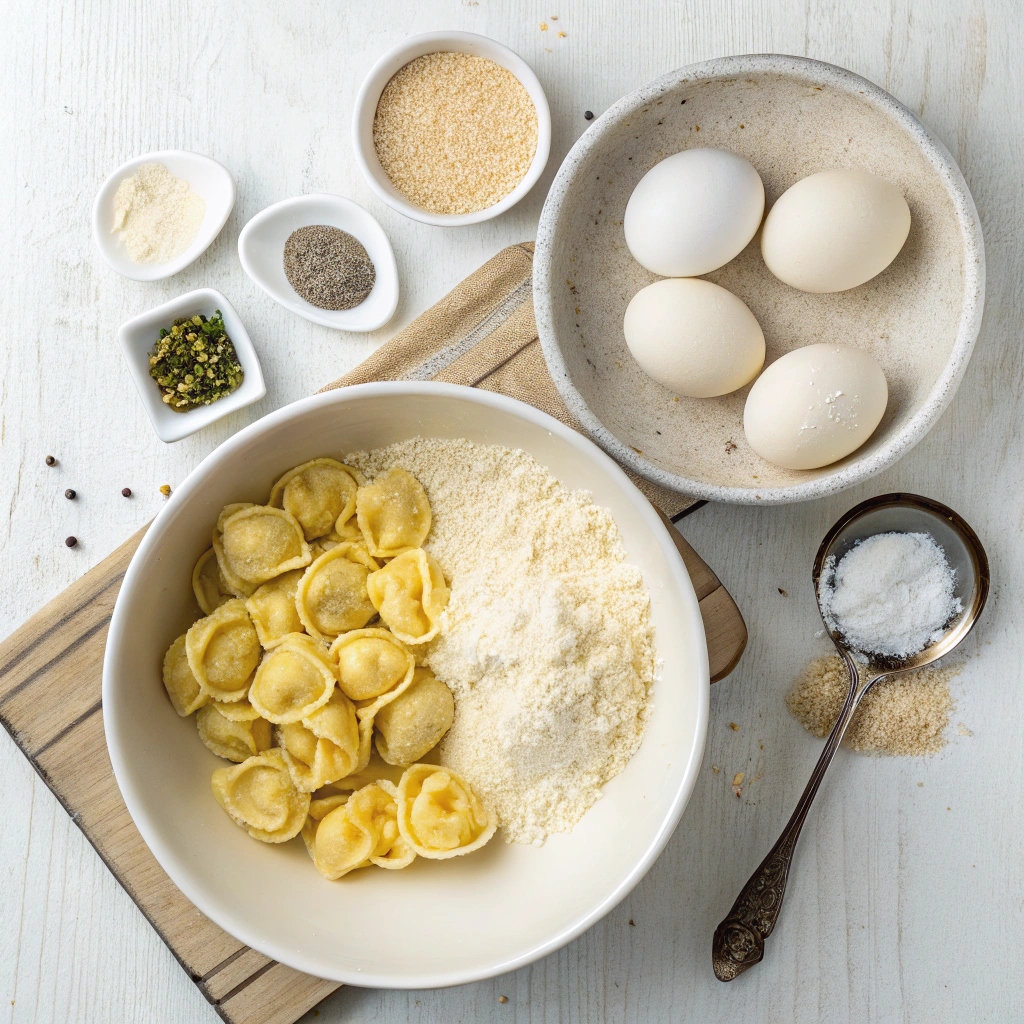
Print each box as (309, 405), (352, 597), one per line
(117, 287), (266, 443)
(352, 31), (551, 227)
(93, 151), (235, 282)
(238, 194), (399, 331)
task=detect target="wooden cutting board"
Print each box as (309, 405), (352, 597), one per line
(0, 517), (743, 1023)
(0, 245), (745, 1022)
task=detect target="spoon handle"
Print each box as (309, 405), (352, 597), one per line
(712, 649), (867, 981)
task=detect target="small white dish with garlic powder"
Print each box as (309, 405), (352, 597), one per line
(92, 150), (235, 282)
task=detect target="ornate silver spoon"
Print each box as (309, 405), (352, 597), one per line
(711, 492), (989, 982)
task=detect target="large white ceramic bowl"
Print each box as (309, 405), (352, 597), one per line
(535, 55), (985, 504)
(103, 383), (709, 988)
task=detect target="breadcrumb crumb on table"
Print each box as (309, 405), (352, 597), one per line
(786, 655), (958, 756)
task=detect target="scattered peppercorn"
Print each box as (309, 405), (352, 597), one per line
(160, 484), (172, 497)
(122, 487), (132, 497)
(584, 110), (594, 120)
(64, 489), (76, 500)
(65, 536), (77, 548)
(148, 311), (244, 412)
(629, 918), (636, 927)
(45, 455), (56, 466)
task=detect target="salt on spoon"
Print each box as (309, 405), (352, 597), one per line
(713, 493), (989, 982)
(817, 531), (962, 658)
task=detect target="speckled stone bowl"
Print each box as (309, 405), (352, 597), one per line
(535, 55), (985, 504)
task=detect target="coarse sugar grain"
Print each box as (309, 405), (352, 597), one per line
(372, 52), (538, 216)
(786, 655), (958, 756)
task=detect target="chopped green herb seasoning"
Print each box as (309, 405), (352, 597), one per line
(148, 311), (244, 412)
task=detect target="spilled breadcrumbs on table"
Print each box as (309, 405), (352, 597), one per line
(786, 655), (961, 756)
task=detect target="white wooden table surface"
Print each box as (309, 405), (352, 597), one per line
(2, 1), (1021, 1021)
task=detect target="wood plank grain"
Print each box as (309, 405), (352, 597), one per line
(215, 964), (339, 1024)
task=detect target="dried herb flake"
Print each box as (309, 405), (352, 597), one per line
(148, 311), (243, 412)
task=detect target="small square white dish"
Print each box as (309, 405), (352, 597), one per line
(237, 194), (399, 331)
(118, 288), (266, 443)
(93, 151), (235, 282)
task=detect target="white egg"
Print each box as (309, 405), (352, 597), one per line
(761, 169), (911, 293)
(743, 344), (888, 470)
(624, 149), (765, 277)
(623, 278), (765, 398)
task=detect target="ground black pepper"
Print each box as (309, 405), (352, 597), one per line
(283, 225), (375, 311)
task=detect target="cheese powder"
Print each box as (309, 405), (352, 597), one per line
(346, 438), (655, 845)
(112, 162), (205, 265)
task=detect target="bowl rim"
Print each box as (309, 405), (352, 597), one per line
(534, 53), (986, 505)
(236, 192), (400, 331)
(102, 381), (710, 987)
(351, 30), (552, 227)
(116, 286), (266, 443)
(92, 149), (236, 282)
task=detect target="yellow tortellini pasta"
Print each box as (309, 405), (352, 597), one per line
(192, 548), (233, 616)
(366, 549), (450, 644)
(309, 520), (368, 559)
(318, 749), (406, 793)
(349, 780), (415, 870)
(211, 749), (310, 843)
(295, 544), (379, 642)
(329, 627), (414, 702)
(213, 505), (311, 597)
(185, 600), (262, 702)
(245, 569), (304, 648)
(161, 634), (209, 716)
(270, 458), (363, 541)
(277, 690), (361, 792)
(374, 668), (455, 766)
(307, 781), (413, 879)
(397, 764), (496, 859)
(167, 459), (505, 882)
(249, 633), (336, 724)
(356, 468), (432, 558)
(197, 703), (273, 762)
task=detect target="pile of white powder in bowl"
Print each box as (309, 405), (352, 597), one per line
(818, 531), (961, 658)
(111, 162), (205, 264)
(345, 437), (655, 845)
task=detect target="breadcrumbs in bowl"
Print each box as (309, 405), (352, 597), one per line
(373, 52), (538, 217)
(352, 32), (551, 226)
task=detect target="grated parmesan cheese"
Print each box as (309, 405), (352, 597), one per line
(345, 438), (655, 845)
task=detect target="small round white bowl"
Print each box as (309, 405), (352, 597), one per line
(238, 194), (399, 332)
(535, 55), (985, 504)
(352, 31), (551, 227)
(103, 383), (709, 988)
(93, 151), (235, 282)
